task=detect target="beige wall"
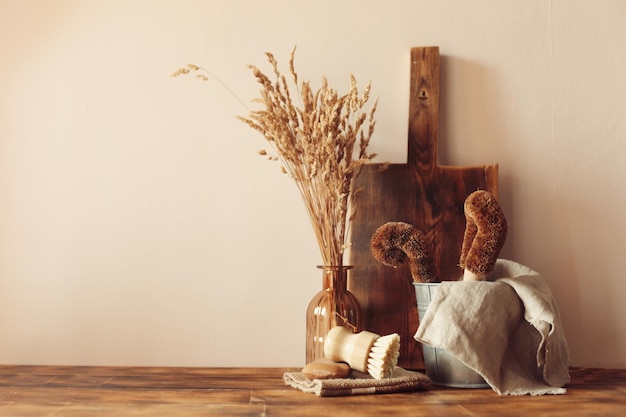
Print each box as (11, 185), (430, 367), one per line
(1, 0), (624, 368)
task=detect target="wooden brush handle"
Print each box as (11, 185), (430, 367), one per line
(323, 326), (378, 373)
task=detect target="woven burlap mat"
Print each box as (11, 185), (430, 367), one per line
(284, 367), (431, 397)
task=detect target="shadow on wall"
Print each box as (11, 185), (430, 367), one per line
(438, 54), (516, 258)
(437, 55), (622, 367)
(544, 192), (623, 367)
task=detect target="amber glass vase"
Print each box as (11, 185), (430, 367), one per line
(305, 265), (362, 364)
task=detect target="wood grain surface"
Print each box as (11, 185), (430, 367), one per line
(348, 47), (498, 369)
(0, 366), (623, 416)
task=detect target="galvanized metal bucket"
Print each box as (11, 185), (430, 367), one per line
(414, 282), (489, 388)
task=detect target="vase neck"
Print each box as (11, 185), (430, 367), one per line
(318, 265), (352, 291)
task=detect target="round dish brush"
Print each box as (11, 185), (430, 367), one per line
(323, 326), (400, 379)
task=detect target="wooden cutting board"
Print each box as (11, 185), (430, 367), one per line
(348, 47), (499, 370)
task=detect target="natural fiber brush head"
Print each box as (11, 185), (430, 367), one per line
(460, 190), (508, 280)
(370, 222), (414, 267)
(370, 222), (438, 283)
(367, 333), (400, 379)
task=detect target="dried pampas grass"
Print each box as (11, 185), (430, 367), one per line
(172, 47), (378, 267)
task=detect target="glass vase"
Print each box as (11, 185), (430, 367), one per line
(305, 265), (362, 364)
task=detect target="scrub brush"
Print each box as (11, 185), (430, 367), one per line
(323, 326), (401, 379)
(459, 190), (507, 281)
(370, 221), (439, 283)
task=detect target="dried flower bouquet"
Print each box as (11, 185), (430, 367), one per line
(172, 48), (378, 267)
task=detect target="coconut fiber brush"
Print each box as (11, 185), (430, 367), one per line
(459, 190), (508, 281)
(324, 326), (400, 379)
(370, 221), (439, 283)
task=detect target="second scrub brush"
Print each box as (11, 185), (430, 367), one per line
(323, 326), (401, 379)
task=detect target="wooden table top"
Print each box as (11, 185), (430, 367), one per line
(0, 365), (624, 416)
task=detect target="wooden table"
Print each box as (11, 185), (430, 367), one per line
(0, 366), (624, 416)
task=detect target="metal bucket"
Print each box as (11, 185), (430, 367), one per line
(414, 282), (489, 388)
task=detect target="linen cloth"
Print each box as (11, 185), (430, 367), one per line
(283, 367), (431, 397)
(414, 259), (570, 395)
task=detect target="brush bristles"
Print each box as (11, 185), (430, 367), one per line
(367, 333), (400, 379)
